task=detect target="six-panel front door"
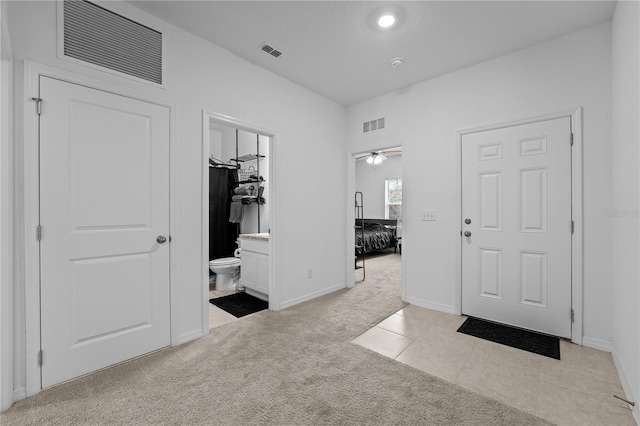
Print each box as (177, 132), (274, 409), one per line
(39, 76), (171, 387)
(461, 117), (572, 338)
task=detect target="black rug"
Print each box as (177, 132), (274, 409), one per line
(457, 317), (560, 359)
(210, 292), (268, 318)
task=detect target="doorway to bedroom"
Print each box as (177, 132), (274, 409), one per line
(352, 146), (404, 299)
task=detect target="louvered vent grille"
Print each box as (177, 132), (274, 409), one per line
(63, 0), (163, 85)
(363, 118), (385, 133)
(260, 43), (282, 58)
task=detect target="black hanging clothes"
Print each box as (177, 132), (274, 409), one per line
(209, 167), (239, 260)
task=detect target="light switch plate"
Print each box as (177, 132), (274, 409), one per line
(422, 210), (436, 221)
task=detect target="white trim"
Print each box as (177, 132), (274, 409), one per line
(279, 283), (345, 310)
(345, 143), (406, 300)
(570, 109), (584, 345)
(404, 297), (457, 315)
(178, 329), (206, 345)
(12, 387), (26, 403)
(612, 347), (639, 423)
(400, 151), (408, 302)
(455, 109), (584, 345)
(20, 60), (179, 398)
(55, 0), (167, 90)
(582, 336), (612, 353)
(345, 152), (356, 288)
(201, 111), (279, 321)
(0, 0), (15, 410)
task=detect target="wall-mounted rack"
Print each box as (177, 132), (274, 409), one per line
(232, 130), (266, 232)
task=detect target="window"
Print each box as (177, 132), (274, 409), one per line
(385, 178), (402, 220)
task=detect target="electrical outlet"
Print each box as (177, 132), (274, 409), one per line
(422, 210), (436, 221)
(307, 268), (312, 279)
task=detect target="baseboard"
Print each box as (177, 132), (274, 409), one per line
(279, 283), (345, 310)
(612, 346), (639, 423)
(404, 297), (456, 315)
(13, 386), (26, 402)
(177, 329), (205, 345)
(582, 336), (613, 352)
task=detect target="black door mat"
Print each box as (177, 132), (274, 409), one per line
(457, 316), (560, 360)
(210, 292), (268, 318)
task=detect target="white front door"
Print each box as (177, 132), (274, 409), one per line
(39, 76), (171, 387)
(461, 117), (572, 338)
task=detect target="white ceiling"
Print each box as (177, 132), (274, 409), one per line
(129, 1), (616, 106)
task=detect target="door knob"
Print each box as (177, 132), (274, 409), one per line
(157, 235), (167, 244)
(464, 231), (471, 237)
(465, 218), (472, 225)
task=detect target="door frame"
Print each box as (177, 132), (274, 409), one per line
(345, 143), (406, 302)
(201, 110), (279, 327)
(454, 108), (583, 345)
(20, 61), (179, 397)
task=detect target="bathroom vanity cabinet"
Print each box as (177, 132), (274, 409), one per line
(239, 234), (269, 300)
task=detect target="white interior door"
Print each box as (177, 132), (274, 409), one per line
(461, 117), (572, 338)
(39, 76), (171, 388)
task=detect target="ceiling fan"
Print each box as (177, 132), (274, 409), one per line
(355, 148), (402, 163)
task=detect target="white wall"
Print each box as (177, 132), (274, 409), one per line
(347, 23), (613, 343)
(5, 0), (346, 399)
(208, 129), (222, 161)
(611, 1), (640, 420)
(355, 154), (402, 219)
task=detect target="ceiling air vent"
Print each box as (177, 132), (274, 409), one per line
(363, 118), (385, 133)
(62, 0), (163, 86)
(261, 43), (282, 58)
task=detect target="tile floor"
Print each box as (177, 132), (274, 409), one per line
(208, 279), (240, 329)
(353, 304), (636, 426)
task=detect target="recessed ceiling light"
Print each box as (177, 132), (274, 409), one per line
(378, 14), (395, 28)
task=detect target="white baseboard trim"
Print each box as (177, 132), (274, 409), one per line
(279, 283), (345, 310)
(612, 346), (639, 424)
(13, 386), (26, 402)
(404, 297), (456, 315)
(582, 336), (613, 352)
(177, 329), (205, 345)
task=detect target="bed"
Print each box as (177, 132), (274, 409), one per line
(355, 218), (398, 254)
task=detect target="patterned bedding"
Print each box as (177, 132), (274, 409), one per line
(355, 222), (397, 254)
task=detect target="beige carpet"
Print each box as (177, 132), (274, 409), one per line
(2, 253), (550, 425)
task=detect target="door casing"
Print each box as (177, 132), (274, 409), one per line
(201, 110), (279, 323)
(455, 109), (584, 345)
(20, 61), (179, 398)
(345, 143), (407, 303)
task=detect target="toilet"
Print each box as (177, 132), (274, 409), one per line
(209, 250), (241, 290)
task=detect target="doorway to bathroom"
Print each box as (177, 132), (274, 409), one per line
(201, 111), (276, 332)
(350, 146), (405, 300)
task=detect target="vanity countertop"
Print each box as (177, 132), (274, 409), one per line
(239, 233), (269, 241)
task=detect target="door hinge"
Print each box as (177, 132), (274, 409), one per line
(570, 133), (574, 146)
(571, 308), (575, 323)
(571, 220), (575, 234)
(37, 350), (43, 366)
(31, 97), (42, 116)
(36, 225), (42, 241)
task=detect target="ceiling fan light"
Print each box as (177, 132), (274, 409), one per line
(366, 156), (374, 164)
(373, 156), (383, 164)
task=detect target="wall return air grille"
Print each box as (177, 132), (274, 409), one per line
(62, 0), (163, 85)
(363, 118), (385, 133)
